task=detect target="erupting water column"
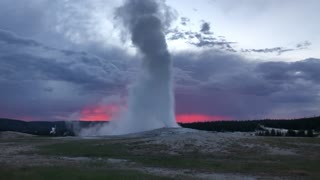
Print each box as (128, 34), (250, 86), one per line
(78, 0), (179, 136)
(117, 0), (179, 132)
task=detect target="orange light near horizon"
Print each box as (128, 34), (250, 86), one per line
(79, 104), (231, 123)
(175, 114), (231, 123)
(80, 104), (119, 121)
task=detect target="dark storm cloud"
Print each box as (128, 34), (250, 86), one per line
(200, 22), (212, 34)
(0, 0), (49, 36)
(241, 41), (312, 55)
(241, 47), (295, 55)
(169, 17), (312, 56)
(167, 26), (236, 51)
(0, 30), (42, 47)
(257, 58), (320, 83)
(1, 28), (319, 120)
(0, 0), (71, 50)
(0, 0), (319, 121)
(172, 51), (320, 119)
(0, 29), (129, 120)
(190, 37), (236, 51)
(167, 19), (235, 51)
(0, 0), (123, 52)
(0, 29), (126, 88)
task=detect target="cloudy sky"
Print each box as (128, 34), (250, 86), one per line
(0, 0), (319, 122)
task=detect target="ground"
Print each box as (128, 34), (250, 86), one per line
(0, 128), (319, 180)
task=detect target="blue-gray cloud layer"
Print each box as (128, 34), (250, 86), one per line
(0, 0), (319, 120)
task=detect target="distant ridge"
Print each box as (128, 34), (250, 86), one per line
(0, 116), (320, 136)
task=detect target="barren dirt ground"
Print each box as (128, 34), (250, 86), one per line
(1, 128), (319, 180)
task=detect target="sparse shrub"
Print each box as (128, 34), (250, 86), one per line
(297, 130), (306, 137)
(276, 131), (283, 136)
(265, 131), (270, 136)
(307, 129), (314, 137)
(286, 129), (296, 137)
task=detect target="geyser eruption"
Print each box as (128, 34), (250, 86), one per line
(79, 0), (179, 136)
(118, 0), (179, 131)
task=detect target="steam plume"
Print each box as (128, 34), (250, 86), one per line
(79, 0), (179, 136)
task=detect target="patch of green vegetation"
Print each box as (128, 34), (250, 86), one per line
(37, 140), (132, 158)
(0, 166), (172, 180)
(34, 139), (320, 178)
(137, 154), (320, 177)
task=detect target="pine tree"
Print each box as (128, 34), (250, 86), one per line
(297, 130), (306, 137)
(307, 129), (314, 137)
(265, 130), (270, 136)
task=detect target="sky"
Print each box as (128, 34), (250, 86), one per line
(0, 0), (319, 122)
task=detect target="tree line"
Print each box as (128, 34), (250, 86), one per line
(179, 116), (320, 137)
(1, 116), (320, 137)
(256, 129), (315, 137)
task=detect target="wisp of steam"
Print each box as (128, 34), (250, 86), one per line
(79, 0), (179, 136)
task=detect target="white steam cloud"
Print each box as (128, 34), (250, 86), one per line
(79, 0), (179, 136)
